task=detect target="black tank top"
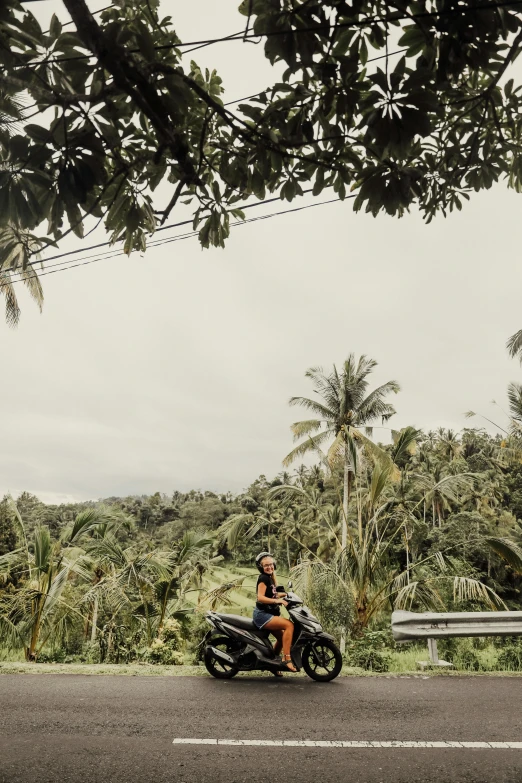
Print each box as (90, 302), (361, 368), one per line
(256, 573), (280, 616)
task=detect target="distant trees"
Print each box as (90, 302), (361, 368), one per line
(4, 340), (522, 656)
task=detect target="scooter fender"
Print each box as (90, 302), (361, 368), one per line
(208, 646), (236, 666)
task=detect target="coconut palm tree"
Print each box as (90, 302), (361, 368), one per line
(283, 355), (400, 547)
(0, 499), (123, 660)
(435, 428), (462, 462)
(293, 467), (505, 638)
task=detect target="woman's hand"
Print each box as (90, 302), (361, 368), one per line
(278, 599), (289, 607)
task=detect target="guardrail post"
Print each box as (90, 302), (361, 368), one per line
(427, 638), (438, 664)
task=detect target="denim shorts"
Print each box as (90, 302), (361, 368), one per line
(253, 608), (278, 629)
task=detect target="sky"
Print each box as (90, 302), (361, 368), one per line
(2, 1), (522, 504)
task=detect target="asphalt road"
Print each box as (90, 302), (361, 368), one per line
(1, 674), (522, 783)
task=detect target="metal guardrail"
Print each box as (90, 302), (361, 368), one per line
(391, 610), (522, 668)
(391, 610), (522, 641)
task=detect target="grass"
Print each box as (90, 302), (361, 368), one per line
(3, 660), (522, 677)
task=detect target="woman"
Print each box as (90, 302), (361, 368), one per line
(252, 551), (297, 673)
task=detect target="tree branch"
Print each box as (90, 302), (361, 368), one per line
(61, 0), (201, 185)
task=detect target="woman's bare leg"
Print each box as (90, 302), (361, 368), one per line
(271, 629), (284, 656)
(264, 617), (296, 670)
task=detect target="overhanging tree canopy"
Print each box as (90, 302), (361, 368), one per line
(2, 0), (522, 323)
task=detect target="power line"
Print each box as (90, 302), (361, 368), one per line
(8, 190), (320, 274)
(7, 195), (349, 285)
(26, 194), (299, 269)
(12, 0), (522, 69)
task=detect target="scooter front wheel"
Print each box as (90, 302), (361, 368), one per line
(302, 639), (343, 682)
(204, 635), (239, 679)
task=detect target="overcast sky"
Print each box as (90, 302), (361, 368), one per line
(3, 1), (522, 504)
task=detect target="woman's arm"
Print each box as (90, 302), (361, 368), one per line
(257, 580), (286, 606)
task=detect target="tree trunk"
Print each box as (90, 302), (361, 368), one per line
(405, 524), (410, 584)
(351, 602), (369, 638)
(90, 595), (99, 643)
(342, 448), (349, 550)
(340, 443), (352, 654)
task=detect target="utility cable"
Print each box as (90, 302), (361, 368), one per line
(25, 194), (302, 269)
(6, 195), (350, 285)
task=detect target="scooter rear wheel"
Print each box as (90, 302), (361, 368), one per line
(204, 635), (239, 679)
(302, 639), (343, 682)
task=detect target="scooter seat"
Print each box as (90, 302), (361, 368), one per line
(216, 613), (265, 633)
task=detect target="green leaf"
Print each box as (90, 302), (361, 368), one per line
(49, 14), (62, 39)
(24, 125), (51, 144)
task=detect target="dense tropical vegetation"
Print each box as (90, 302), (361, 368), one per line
(3, 0), (522, 323)
(3, 346), (522, 672)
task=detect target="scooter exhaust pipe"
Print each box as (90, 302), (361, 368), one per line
(209, 646), (235, 665)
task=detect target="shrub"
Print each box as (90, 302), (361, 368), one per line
(452, 640), (482, 672)
(345, 630), (392, 672)
(438, 638), (493, 671)
(186, 613), (211, 664)
(144, 639), (184, 666)
(36, 648), (67, 663)
(497, 640), (522, 670)
(144, 618), (185, 666)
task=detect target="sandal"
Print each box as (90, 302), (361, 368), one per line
(283, 654), (298, 672)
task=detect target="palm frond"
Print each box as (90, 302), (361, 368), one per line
(283, 429), (333, 467)
(0, 271), (20, 327)
(350, 427), (401, 480)
(33, 526), (52, 573)
(202, 578), (246, 610)
(357, 381), (400, 424)
(507, 329), (522, 362)
(391, 427), (422, 464)
(393, 580), (445, 611)
(452, 576), (505, 610)
(507, 382), (522, 423)
(288, 396), (337, 421)
(290, 419), (324, 440)
(217, 514), (253, 549)
(486, 536), (522, 573)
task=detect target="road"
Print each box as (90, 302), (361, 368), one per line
(1, 674), (521, 782)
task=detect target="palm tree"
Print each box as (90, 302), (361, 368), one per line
(283, 355), (400, 548)
(435, 428), (462, 462)
(0, 499), (122, 660)
(411, 470), (476, 527)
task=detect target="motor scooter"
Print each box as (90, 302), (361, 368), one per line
(203, 581), (343, 682)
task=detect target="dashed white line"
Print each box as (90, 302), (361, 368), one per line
(172, 738), (522, 749)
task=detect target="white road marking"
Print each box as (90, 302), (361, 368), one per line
(172, 738), (522, 749)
